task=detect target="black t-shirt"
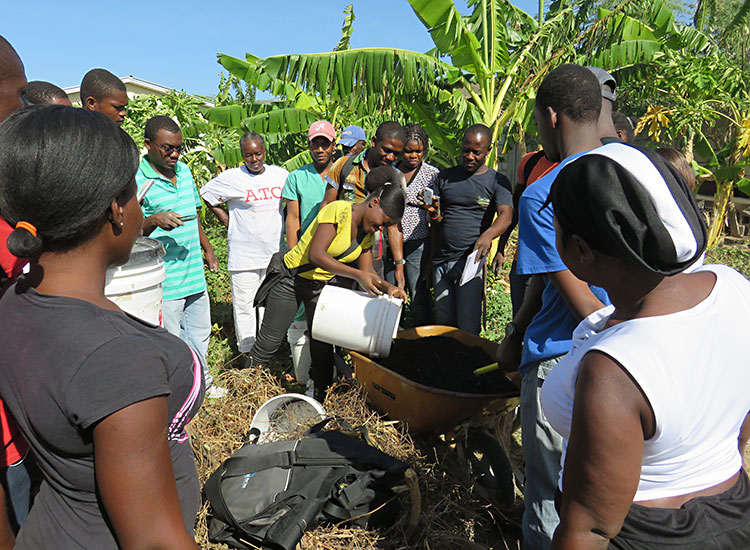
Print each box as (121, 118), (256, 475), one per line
(0, 280), (204, 550)
(433, 165), (513, 264)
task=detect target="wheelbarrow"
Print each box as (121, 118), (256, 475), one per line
(346, 325), (522, 509)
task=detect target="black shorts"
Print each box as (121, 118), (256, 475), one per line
(611, 471), (750, 549)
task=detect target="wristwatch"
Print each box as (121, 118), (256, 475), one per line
(505, 321), (522, 342)
(394, 259), (406, 265)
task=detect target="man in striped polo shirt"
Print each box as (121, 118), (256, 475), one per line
(136, 116), (223, 397)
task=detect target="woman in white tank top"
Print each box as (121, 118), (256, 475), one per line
(540, 142), (750, 549)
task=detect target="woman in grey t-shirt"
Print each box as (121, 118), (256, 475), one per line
(0, 106), (203, 549)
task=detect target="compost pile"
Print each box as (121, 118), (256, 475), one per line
(378, 336), (518, 394)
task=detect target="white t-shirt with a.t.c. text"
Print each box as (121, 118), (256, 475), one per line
(200, 164), (288, 271)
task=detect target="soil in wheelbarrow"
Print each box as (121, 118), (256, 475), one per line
(376, 336), (517, 394)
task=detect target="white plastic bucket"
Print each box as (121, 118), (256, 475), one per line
(104, 237), (166, 326)
(286, 320), (312, 384)
(311, 285), (402, 358)
(249, 393), (326, 444)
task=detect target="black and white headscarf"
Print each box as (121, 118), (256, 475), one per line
(550, 142), (707, 275)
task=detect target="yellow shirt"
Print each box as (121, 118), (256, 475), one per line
(284, 201), (374, 281)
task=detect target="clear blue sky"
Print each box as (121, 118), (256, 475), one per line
(2, 0), (540, 98)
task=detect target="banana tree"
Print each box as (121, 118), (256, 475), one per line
(212, 0), (684, 168)
(620, 17), (750, 248)
(206, 4), (425, 169)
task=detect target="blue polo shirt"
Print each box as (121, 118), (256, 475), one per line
(516, 152), (610, 374)
(136, 158), (206, 301)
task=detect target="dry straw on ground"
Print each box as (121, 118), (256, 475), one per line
(190, 367), (522, 550)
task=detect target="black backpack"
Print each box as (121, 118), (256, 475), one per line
(204, 428), (408, 550)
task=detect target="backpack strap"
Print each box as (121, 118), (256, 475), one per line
(322, 469), (385, 522)
(222, 450), (296, 477)
(204, 464), (247, 536)
(222, 443), (358, 478)
(335, 155), (357, 200)
(522, 150), (546, 187)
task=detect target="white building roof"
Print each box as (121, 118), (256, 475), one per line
(63, 76), (214, 107)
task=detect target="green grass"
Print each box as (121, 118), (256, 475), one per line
(706, 242), (750, 278)
(481, 268), (514, 342)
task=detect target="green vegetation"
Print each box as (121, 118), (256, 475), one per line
(706, 241), (750, 277)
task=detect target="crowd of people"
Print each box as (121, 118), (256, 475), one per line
(1, 32), (750, 550)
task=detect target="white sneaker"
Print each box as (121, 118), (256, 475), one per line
(206, 385), (228, 399)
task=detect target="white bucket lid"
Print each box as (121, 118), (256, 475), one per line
(248, 393), (326, 444)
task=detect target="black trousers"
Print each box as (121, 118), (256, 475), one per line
(249, 273), (334, 399)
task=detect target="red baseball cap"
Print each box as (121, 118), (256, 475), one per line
(308, 120), (336, 142)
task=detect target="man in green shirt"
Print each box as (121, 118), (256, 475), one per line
(136, 116), (223, 397)
(283, 120), (337, 246)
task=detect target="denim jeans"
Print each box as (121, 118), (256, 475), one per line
(384, 238), (432, 326)
(163, 289), (213, 387)
(520, 357), (564, 549)
(433, 255), (484, 335)
(1, 453), (31, 533)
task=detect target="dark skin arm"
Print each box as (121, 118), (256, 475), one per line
(307, 223), (406, 299)
(474, 204), (514, 260)
(358, 249), (406, 299)
(419, 194), (440, 287)
(285, 200), (302, 249)
(142, 212), (183, 236)
(496, 269), (603, 370)
(493, 184), (526, 271)
(387, 224), (406, 288)
(205, 200), (229, 228)
(496, 274), (545, 370)
(552, 351), (652, 550)
(548, 269), (606, 323)
(198, 219), (218, 273)
(319, 184), (338, 210)
(94, 397), (200, 550)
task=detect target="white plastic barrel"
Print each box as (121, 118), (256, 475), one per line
(311, 285), (402, 358)
(286, 320), (312, 384)
(104, 237), (166, 326)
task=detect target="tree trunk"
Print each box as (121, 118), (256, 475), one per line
(518, 124), (527, 157)
(683, 128), (695, 164)
(707, 179), (734, 248)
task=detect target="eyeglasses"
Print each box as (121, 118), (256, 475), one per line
(159, 144), (185, 155)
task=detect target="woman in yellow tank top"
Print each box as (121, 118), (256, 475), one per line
(249, 167), (407, 401)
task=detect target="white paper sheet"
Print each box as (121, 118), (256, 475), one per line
(459, 250), (486, 286)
